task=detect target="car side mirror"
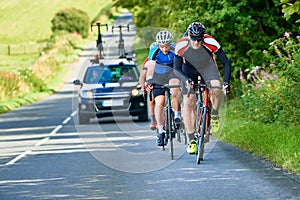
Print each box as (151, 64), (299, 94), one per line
(73, 79), (82, 86)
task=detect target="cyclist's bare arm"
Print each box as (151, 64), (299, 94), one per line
(145, 60), (156, 79)
(139, 67), (147, 91)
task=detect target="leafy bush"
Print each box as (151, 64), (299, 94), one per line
(231, 33), (300, 125)
(18, 69), (46, 92)
(0, 72), (30, 100)
(51, 7), (90, 38)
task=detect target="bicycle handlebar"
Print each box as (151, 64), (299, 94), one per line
(151, 84), (181, 89)
(111, 24), (130, 33)
(187, 83), (223, 98)
(90, 22), (108, 32)
(147, 84), (181, 101)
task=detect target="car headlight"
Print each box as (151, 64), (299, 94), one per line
(131, 88), (141, 96)
(81, 90), (94, 99)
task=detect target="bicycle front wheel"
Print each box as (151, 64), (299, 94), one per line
(167, 106), (174, 160)
(197, 107), (207, 164)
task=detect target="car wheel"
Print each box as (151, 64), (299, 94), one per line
(79, 113), (90, 124)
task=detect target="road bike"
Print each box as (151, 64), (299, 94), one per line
(112, 24), (130, 58)
(91, 22), (108, 59)
(151, 84), (182, 160)
(188, 82), (223, 164)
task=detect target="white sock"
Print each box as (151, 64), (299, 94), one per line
(174, 111), (181, 119)
(157, 125), (164, 133)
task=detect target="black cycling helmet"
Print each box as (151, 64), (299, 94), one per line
(187, 22), (206, 41)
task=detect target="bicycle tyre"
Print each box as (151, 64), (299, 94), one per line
(162, 132), (165, 151)
(167, 105), (174, 160)
(197, 107), (207, 164)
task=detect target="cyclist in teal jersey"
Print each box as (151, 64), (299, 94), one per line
(145, 30), (182, 146)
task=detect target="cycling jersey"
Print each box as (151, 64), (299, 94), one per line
(174, 35), (231, 84)
(148, 43), (178, 97)
(148, 43), (176, 74)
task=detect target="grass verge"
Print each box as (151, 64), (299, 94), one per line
(221, 106), (300, 175)
(0, 66), (71, 113)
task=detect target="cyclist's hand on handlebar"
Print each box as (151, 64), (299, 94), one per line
(223, 82), (230, 94)
(145, 79), (154, 92)
(185, 79), (194, 89)
(186, 79), (194, 97)
(145, 83), (153, 92)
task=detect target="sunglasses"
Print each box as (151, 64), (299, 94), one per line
(158, 44), (171, 48)
(190, 38), (202, 42)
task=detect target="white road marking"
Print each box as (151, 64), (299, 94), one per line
(5, 150), (32, 166)
(4, 110), (78, 166)
(34, 137), (50, 146)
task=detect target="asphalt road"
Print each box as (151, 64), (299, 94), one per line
(0, 10), (299, 200)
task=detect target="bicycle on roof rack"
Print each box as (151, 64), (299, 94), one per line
(112, 24), (130, 58)
(91, 22), (108, 59)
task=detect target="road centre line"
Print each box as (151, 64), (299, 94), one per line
(62, 116), (71, 125)
(5, 111), (77, 166)
(49, 125), (63, 136)
(5, 150), (32, 166)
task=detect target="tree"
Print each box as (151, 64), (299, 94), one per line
(51, 7), (90, 38)
(114, 0), (299, 81)
(281, 0), (300, 22)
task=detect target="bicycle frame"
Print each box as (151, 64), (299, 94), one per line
(164, 87), (173, 158)
(150, 84), (181, 160)
(193, 83), (223, 164)
(194, 84), (210, 164)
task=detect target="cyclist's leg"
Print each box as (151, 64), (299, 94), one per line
(154, 94), (165, 132)
(208, 79), (223, 133)
(181, 66), (198, 140)
(183, 93), (196, 139)
(152, 75), (167, 130)
(183, 93), (197, 154)
(209, 79), (223, 113)
(169, 77), (181, 111)
(153, 91), (165, 146)
(169, 76), (181, 127)
(149, 93), (157, 130)
(198, 63), (222, 133)
(152, 73), (168, 146)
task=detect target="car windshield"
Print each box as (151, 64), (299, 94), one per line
(84, 65), (139, 84)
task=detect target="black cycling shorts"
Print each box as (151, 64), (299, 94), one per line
(180, 62), (220, 94)
(152, 71), (178, 98)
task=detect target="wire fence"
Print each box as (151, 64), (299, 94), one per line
(0, 42), (48, 55)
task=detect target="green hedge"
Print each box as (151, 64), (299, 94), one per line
(51, 7), (90, 38)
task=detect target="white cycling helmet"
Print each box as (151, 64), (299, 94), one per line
(156, 30), (172, 45)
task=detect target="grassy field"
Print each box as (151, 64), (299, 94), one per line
(0, 0), (112, 43)
(0, 0), (115, 71)
(0, 0), (117, 109)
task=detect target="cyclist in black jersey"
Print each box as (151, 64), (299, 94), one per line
(174, 22), (231, 154)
